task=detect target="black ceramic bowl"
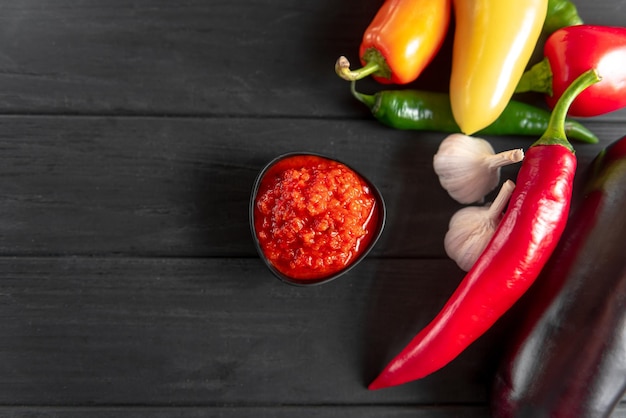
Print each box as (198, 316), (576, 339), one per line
(249, 152), (386, 286)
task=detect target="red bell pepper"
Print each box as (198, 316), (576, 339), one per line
(368, 69), (600, 390)
(516, 25), (626, 117)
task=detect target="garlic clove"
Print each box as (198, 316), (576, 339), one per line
(444, 180), (516, 271)
(433, 134), (523, 204)
(444, 208), (495, 271)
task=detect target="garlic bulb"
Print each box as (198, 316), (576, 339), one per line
(444, 180), (516, 272)
(433, 134), (523, 204)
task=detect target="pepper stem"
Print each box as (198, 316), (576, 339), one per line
(335, 49), (392, 81)
(515, 58), (554, 95)
(335, 56), (380, 81)
(487, 180), (516, 220)
(486, 149), (525, 170)
(349, 80), (377, 109)
(534, 69), (601, 150)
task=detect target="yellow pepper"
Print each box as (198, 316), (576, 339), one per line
(450, 0), (548, 134)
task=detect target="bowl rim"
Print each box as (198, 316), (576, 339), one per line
(249, 151), (387, 287)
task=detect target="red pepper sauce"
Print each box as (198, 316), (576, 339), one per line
(254, 155), (379, 280)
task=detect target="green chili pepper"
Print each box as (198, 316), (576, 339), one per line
(350, 82), (598, 143)
(543, 0), (583, 36)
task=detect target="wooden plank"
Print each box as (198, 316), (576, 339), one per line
(1, 256), (623, 409)
(0, 406), (494, 418)
(0, 256), (521, 406)
(1, 405), (624, 417)
(0, 116), (619, 257)
(0, 0), (623, 122)
(0, 0), (379, 117)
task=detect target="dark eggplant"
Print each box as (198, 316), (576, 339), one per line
(492, 135), (626, 418)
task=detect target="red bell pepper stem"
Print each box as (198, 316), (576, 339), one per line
(516, 58), (554, 96)
(368, 69), (600, 390)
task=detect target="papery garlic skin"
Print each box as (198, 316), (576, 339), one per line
(433, 134), (523, 204)
(444, 207), (497, 272)
(444, 180), (516, 271)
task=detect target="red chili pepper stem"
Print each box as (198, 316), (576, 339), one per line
(515, 58), (553, 95)
(335, 51), (391, 81)
(533, 68), (601, 151)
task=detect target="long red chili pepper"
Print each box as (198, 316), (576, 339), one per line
(368, 69), (601, 390)
(516, 25), (626, 117)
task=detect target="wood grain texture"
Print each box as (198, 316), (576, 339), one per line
(0, 256), (623, 416)
(0, 116), (619, 257)
(0, 0), (623, 121)
(0, 406), (496, 418)
(0, 0), (378, 117)
(0, 406), (622, 418)
(0, 256), (496, 405)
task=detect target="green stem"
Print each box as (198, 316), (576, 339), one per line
(335, 56), (380, 81)
(335, 49), (391, 81)
(515, 58), (554, 95)
(534, 69), (601, 150)
(349, 81), (376, 109)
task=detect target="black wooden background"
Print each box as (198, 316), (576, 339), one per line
(0, 1), (624, 417)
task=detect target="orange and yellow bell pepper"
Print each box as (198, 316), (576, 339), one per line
(336, 0), (451, 85)
(449, 0), (548, 134)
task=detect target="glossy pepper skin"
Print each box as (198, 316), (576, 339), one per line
(335, 0), (450, 84)
(492, 135), (626, 418)
(368, 69), (600, 390)
(349, 82), (598, 143)
(527, 0), (583, 67)
(449, 0), (547, 135)
(516, 25), (626, 117)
